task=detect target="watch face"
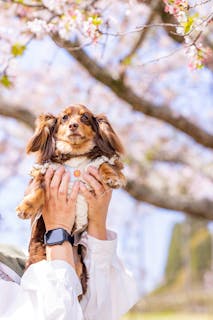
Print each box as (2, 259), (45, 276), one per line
(45, 228), (66, 245)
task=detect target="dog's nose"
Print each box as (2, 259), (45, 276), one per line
(69, 123), (79, 131)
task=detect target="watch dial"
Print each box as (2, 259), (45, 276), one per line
(46, 229), (65, 244)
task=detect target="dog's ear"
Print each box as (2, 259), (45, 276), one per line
(26, 114), (57, 161)
(94, 114), (124, 156)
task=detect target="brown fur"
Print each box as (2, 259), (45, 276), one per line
(16, 104), (126, 299)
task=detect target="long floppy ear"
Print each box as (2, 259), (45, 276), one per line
(94, 114), (124, 157)
(26, 113), (57, 162)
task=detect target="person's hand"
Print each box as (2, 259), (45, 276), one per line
(43, 166), (80, 233)
(79, 166), (112, 240)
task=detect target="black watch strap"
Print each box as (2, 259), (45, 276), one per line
(44, 228), (74, 246)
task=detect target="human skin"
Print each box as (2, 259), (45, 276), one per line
(42, 165), (112, 270)
(80, 166), (112, 241)
(43, 166), (79, 269)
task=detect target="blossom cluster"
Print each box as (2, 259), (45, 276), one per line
(163, 0), (212, 69)
(0, 1), (103, 86)
(164, 0), (188, 16)
(1, 1), (102, 42)
(186, 44), (211, 69)
(27, 8), (102, 42)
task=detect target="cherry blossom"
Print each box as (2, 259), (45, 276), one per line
(163, 0), (212, 68)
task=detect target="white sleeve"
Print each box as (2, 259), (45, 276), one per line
(0, 260), (83, 320)
(80, 230), (140, 320)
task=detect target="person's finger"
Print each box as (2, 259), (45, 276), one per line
(87, 166), (102, 182)
(58, 171), (70, 201)
(68, 181), (80, 206)
(50, 166), (65, 199)
(79, 181), (95, 201)
(44, 167), (54, 200)
(83, 172), (105, 197)
(87, 166), (111, 192)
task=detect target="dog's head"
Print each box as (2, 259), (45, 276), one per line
(27, 104), (124, 162)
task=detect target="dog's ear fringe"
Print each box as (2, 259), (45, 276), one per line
(26, 114), (57, 162)
(94, 114), (124, 157)
(26, 128), (47, 153)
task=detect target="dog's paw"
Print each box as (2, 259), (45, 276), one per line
(102, 174), (126, 189)
(16, 202), (38, 219)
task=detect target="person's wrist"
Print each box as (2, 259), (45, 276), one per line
(45, 224), (72, 234)
(46, 242), (75, 269)
(88, 220), (107, 240)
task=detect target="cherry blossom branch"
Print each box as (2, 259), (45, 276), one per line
(133, 46), (183, 67)
(0, 100), (35, 128)
(125, 179), (213, 220)
(120, 0), (161, 69)
(99, 22), (180, 37)
(9, 0), (45, 8)
(189, 0), (213, 9)
(52, 34), (213, 149)
(146, 151), (213, 182)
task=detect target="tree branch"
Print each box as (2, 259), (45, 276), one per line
(155, 1), (184, 43)
(125, 179), (213, 220)
(52, 35), (213, 149)
(0, 100), (35, 128)
(148, 151), (213, 182)
(121, 0), (160, 64)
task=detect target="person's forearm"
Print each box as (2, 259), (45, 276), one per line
(88, 222), (107, 240)
(46, 242), (75, 270)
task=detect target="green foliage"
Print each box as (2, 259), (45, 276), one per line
(92, 15), (102, 26)
(11, 43), (26, 57)
(165, 223), (184, 283)
(136, 220), (213, 314)
(123, 312), (213, 319)
(183, 14), (199, 34)
(0, 75), (12, 88)
(165, 219), (212, 286)
(190, 227), (212, 282)
(144, 149), (155, 162)
(122, 56), (132, 66)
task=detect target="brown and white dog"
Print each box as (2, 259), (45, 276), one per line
(16, 104), (126, 298)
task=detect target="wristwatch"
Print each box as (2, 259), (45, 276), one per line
(44, 228), (74, 246)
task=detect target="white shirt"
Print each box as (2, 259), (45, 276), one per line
(0, 230), (139, 320)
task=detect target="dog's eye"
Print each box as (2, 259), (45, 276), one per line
(62, 114), (69, 121)
(81, 114), (89, 122)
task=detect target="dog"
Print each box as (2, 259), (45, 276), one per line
(16, 104), (126, 298)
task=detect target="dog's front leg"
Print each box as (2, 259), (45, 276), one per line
(26, 216), (46, 269)
(16, 175), (45, 219)
(99, 163), (126, 189)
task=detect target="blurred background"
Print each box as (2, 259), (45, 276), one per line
(0, 0), (213, 319)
